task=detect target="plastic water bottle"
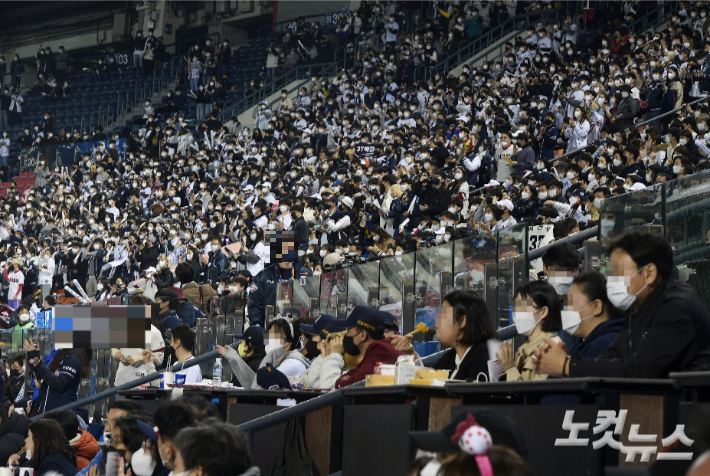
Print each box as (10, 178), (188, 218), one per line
(212, 358), (223, 388)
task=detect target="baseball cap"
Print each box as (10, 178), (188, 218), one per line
(379, 310), (400, 331)
(233, 326), (264, 347)
(136, 419), (159, 442)
(256, 365), (291, 390)
(300, 314), (344, 338)
(410, 410), (528, 458)
(332, 305), (385, 336)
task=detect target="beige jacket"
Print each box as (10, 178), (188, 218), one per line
(505, 331), (561, 382)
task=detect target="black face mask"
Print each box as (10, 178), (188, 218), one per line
(343, 334), (361, 356)
(10, 369), (19, 377)
(304, 339), (320, 359)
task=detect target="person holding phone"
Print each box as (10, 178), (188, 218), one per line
(24, 339), (90, 417)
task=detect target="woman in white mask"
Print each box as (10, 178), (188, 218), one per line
(496, 281), (562, 381)
(217, 317), (310, 390)
(237, 227), (266, 277)
(111, 415), (158, 476)
(560, 271), (625, 358)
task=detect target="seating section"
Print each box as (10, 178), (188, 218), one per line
(16, 68), (169, 155)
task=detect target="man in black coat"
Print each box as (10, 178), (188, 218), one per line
(533, 231), (710, 379)
(246, 232), (312, 327)
(290, 203), (310, 245)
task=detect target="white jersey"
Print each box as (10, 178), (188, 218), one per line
(8, 270), (24, 299)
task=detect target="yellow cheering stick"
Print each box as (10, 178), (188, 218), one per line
(404, 322), (429, 337)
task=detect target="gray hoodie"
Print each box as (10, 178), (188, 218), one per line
(223, 346), (311, 389)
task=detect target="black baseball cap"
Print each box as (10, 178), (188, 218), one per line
(409, 410), (529, 459)
(233, 326), (264, 347)
(379, 310), (400, 331)
(256, 365), (291, 390)
(332, 305), (385, 336)
(300, 314), (344, 338)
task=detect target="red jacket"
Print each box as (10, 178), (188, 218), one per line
(335, 337), (405, 389)
(71, 430), (99, 471)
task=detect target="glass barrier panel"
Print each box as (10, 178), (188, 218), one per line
(452, 233), (497, 295)
(319, 268), (349, 317)
(293, 274), (321, 318)
(347, 260), (381, 310)
(496, 225), (527, 329)
(664, 171), (710, 309)
(665, 171), (710, 264)
(598, 182), (664, 247)
(497, 223), (528, 262)
(379, 253), (415, 330)
(275, 281), (295, 317)
(496, 256), (514, 329)
(414, 242), (454, 340)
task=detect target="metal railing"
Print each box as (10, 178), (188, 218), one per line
(218, 49), (346, 123)
(29, 342), (232, 421)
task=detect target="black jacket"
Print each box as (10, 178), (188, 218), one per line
(0, 411), (29, 466)
(612, 97), (640, 130)
(570, 278), (710, 378)
(433, 343), (490, 381)
(247, 262), (312, 327)
(292, 216), (310, 246)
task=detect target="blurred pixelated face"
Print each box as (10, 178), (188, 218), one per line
(267, 231), (297, 264)
(608, 249), (648, 296)
(435, 301), (461, 347)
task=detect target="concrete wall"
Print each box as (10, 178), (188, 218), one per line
(274, 1), (362, 25)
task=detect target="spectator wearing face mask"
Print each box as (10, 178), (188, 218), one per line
(218, 317), (311, 388)
(497, 280), (563, 381)
(43, 409), (98, 471)
(328, 305), (413, 389)
(11, 305), (33, 354)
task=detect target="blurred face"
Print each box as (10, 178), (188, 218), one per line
(25, 430), (34, 454)
(106, 408), (129, 433)
(435, 301), (464, 347)
(608, 249), (654, 306)
(566, 283), (601, 338)
(111, 426), (127, 454)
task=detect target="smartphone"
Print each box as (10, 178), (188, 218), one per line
(106, 451), (120, 476)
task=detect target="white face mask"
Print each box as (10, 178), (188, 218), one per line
(547, 275), (574, 296)
(513, 307), (543, 336)
(538, 191), (548, 200)
(561, 300), (596, 335)
(606, 265), (648, 311)
(264, 339), (283, 355)
(521, 191), (530, 200)
(548, 189), (557, 198)
(484, 213), (493, 223)
(320, 250), (327, 258)
(131, 448), (157, 476)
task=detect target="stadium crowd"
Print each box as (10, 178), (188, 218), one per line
(1, 1), (710, 475)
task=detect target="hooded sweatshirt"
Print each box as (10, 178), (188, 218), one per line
(223, 346), (311, 390)
(69, 430), (100, 470)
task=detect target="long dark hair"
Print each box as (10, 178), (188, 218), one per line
(28, 419), (74, 468)
(49, 348), (90, 378)
(442, 290), (496, 347)
(516, 280), (562, 333)
(130, 295), (163, 333)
